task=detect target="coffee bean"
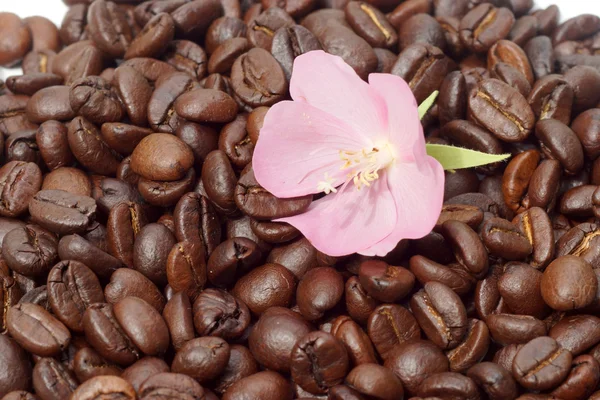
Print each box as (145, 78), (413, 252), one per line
(47, 260), (104, 333)
(6, 303), (70, 357)
(367, 303), (420, 359)
(130, 133), (194, 182)
(549, 315), (600, 356)
(392, 43), (456, 104)
(564, 66), (600, 113)
(541, 255), (598, 311)
(297, 266), (343, 321)
(193, 288), (250, 340)
(536, 119), (584, 175)
(87, 0), (133, 58)
(222, 371), (293, 400)
(32, 357), (78, 400)
(174, 192), (222, 256)
(73, 347), (121, 383)
(551, 354), (600, 400)
(231, 48), (287, 107)
(345, 2), (397, 49)
(2, 225), (58, 278)
(384, 340), (449, 395)
(105, 268), (166, 313)
(271, 26), (321, 81)
(29, 190), (96, 235)
(175, 88), (239, 124)
(469, 78), (534, 142)
(0, 334), (31, 396)
(513, 336), (572, 391)
(249, 307), (311, 372)
(291, 331), (349, 394)
(417, 371), (479, 399)
(0, 162), (42, 218)
(0, 13), (32, 67)
(410, 281), (467, 349)
(467, 362), (518, 400)
(459, 4), (515, 53)
(172, 336), (229, 383)
(70, 376), (136, 400)
(139, 372), (206, 399)
(441, 220), (488, 278)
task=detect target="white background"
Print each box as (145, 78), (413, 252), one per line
(1, 0), (599, 79)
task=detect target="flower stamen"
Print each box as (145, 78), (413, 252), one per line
(317, 173), (338, 194)
(340, 143), (394, 190)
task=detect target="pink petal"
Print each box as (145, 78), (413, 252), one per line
(368, 73), (425, 162)
(278, 174), (397, 257)
(253, 100), (368, 198)
(359, 157), (445, 256)
(290, 51), (388, 143)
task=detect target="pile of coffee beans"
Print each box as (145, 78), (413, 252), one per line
(3, 0), (600, 399)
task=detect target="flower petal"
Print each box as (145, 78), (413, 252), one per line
(278, 174), (397, 257)
(368, 73), (425, 162)
(253, 100), (367, 198)
(359, 157), (445, 256)
(290, 50), (388, 143)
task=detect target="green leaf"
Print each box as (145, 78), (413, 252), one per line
(426, 144), (511, 170)
(418, 91), (439, 120)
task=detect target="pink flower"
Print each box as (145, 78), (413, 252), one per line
(253, 50), (445, 257)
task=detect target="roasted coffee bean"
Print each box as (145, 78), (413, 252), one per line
(2, 225), (58, 278)
(344, 276), (378, 325)
(82, 302), (140, 365)
(26, 85), (76, 124)
(552, 14), (600, 45)
(564, 66), (600, 113)
(73, 347), (121, 383)
(205, 17), (248, 54)
(139, 372), (205, 399)
(47, 260), (104, 333)
(330, 316), (377, 366)
(445, 318), (489, 373)
(172, 336), (229, 383)
(536, 119), (584, 175)
(488, 40), (534, 85)
(4, 130), (40, 166)
(121, 357), (169, 393)
(417, 372), (479, 399)
(459, 4), (515, 53)
(6, 303), (70, 357)
(367, 303), (420, 359)
(524, 36), (555, 81)
(0, 162), (42, 218)
(392, 43), (456, 104)
(209, 37), (251, 75)
(345, 2), (397, 49)
(438, 73), (468, 127)
(193, 288), (250, 339)
(105, 268), (166, 313)
(572, 108), (600, 160)
(174, 192), (221, 256)
(549, 315), (600, 356)
(398, 13), (446, 51)
(468, 79), (534, 142)
(513, 336), (572, 391)
(146, 72), (199, 133)
(70, 376), (136, 400)
(0, 13), (31, 67)
(271, 26), (321, 81)
(218, 114), (253, 170)
(467, 362), (518, 400)
(0, 274), (22, 334)
(358, 260), (414, 302)
(502, 149), (539, 213)
(32, 357), (78, 400)
(206, 238), (261, 287)
(490, 62), (531, 97)
(481, 217), (532, 260)
(222, 371), (293, 400)
(36, 121), (74, 170)
(68, 116), (121, 175)
(0, 334), (32, 396)
(29, 190), (96, 235)
(409, 256), (474, 296)
(131, 133), (194, 182)
(87, 0), (133, 58)
(247, 7), (294, 50)
(556, 223), (600, 268)
(201, 150), (238, 215)
(441, 220), (488, 278)
(113, 296), (170, 356)
(176, 122), (219, 168)
(162, 292), (195, 351)
(231, 48), (288, 107)
(249, 307), (311, 372)
(487, 313), (547, 345)
(384, 340), (449, 395)
(290, 331), (349, 394)
(6, 74), (63, 97)
(560, 185), (597, 217)
(551, 354), (600, 400)
(233, 263), (296, 315)
(106, 202), (147, 269)
(175, 88), (238, 124)
(512, 207), (554, 269)
(166, 241), (207, 301)
(131, 223), (176, 287)
(297, 266), (343, 321)
(541, 255), (597, 311)
(410, 281), (467, 349)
